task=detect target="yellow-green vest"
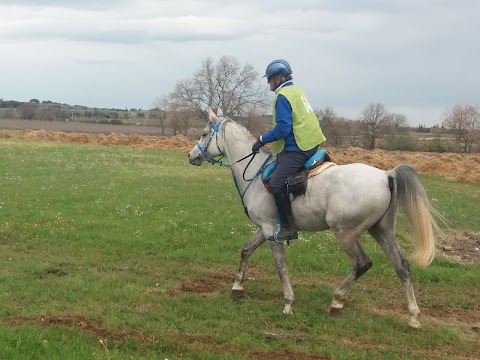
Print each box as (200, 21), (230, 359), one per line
(271, 85), (326, 154)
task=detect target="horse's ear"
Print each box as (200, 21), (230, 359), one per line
(216, 108), (224, 117)
(208, 107), (218, 123)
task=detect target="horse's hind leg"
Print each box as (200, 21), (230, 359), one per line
(232, 227), (266, 299)
(368, 223), (421, 329)
(330, 230), (373, 313)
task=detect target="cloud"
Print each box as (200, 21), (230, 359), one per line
(0, 0), (126, 10)
(74, 57), (119, 65)
(0, 5), (254, 44)
(0, 0), (478, 126)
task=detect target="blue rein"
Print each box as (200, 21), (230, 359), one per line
(196, 118), (273, 216)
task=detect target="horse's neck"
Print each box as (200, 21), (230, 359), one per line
(223, 122), (270, 188)
(223, 123), (255, 163)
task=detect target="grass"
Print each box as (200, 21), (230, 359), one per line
(0, 139), (479, 359)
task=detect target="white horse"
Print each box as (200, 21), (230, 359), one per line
(188, 108), (440, 328)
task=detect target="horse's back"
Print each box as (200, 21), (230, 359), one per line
(294, 163), (392, 231)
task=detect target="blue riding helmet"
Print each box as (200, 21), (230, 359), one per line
(263, 59), (292, 78)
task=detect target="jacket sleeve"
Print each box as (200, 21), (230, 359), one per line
(261, 94), (293, 144)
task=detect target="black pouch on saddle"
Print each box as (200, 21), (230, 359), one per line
(286, 170), (308, 196)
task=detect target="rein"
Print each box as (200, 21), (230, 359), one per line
(241, 153), (257, 182)
(196, 118), (273, 216)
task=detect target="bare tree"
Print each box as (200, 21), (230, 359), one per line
(442, 104), (480, 153)
(315, 107), (343, 147)
(167, 104), (180, 136)
(167, 103), (191, 136)
(389, 113), (408, 135)
(2, 108), (14, 119)
(383, 113), (409, 146)
(359, 103), (392, 149)
(169, 56), (269, 120)
(36, 106), (52, 121)
(237, 103), (271, 136)
(151, 95), (169, 135)
(344, 120), (364, 147)
(18, 102), (37, 120)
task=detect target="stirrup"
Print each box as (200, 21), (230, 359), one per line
(268, 225), (298, 244)
(268, 212), (297, 244)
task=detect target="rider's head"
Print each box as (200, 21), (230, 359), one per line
(263, 59), (293, 91)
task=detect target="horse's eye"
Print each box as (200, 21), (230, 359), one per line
(201, 132), (207, 137)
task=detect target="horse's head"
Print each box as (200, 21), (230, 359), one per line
(188, 107), (227, 166)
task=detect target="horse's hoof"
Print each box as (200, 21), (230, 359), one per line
(231, 289), (244, 300)
(329, 306), (343, 315)
(408, 320), (421, 329)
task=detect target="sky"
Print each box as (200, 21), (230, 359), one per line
(1, 0), (479, 127)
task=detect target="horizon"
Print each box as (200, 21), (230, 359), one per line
(1, 97), (447, 129)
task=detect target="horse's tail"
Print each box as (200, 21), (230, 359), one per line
(388, 164), (440, 267)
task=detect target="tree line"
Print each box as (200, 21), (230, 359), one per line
(2, 56), (479, 153)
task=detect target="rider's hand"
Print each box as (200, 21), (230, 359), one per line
(252, 139), (264, 154)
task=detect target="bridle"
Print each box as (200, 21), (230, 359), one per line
(196, 119), (229, 167)
(195, 118), (273, 216)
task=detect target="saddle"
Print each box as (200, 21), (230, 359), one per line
(261, 149), (336, 196)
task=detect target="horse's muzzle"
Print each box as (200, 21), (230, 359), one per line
(188, 152), (203, 166)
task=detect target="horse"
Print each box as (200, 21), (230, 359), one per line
(188, 108), (440, 328)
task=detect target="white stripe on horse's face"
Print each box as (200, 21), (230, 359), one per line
(188, 126), (211, 165)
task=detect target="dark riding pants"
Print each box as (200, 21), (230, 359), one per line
(267, 147), (318, 195)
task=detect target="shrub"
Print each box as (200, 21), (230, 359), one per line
(427, 139), (454, 153)
(385, 136), (419, 151)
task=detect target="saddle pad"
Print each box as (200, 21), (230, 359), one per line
(308, 162), (337, 178)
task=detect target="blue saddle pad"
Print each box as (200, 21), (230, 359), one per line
(261, 161), (277, 182)
(304, 149), (330, 169)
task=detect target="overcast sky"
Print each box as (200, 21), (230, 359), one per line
(1, 0), (479, 126)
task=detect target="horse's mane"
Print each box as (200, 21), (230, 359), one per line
(224, 118), (255, 140)
(224, 118), (273, 155)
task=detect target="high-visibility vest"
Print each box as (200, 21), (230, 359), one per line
(271, 85), (326, 154)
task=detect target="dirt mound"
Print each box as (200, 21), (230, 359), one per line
(1, 129), (479, 183)
(0, 129), (195, 153)
(329, 147), (480, 183)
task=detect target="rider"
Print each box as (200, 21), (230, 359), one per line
(252, 59), (326, 242)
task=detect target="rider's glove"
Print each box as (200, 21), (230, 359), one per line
(252, 138), (264, 154)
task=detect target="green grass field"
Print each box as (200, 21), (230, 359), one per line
(0, 139), (479, 360)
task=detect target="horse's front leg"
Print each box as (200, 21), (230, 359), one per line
(232, 227), (265, 298)
(268, 240), (294, 314)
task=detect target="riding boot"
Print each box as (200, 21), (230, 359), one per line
(268, 191), (298, 242)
